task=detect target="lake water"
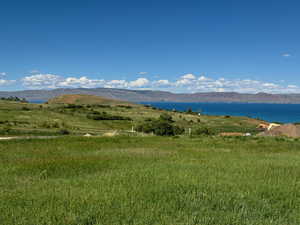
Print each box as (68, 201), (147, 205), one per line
(29, 100), (46, 104)
(141, 102), (300, 123)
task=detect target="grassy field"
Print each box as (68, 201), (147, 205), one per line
(0, 96), (261, 136)
(0, 136), (299, 225)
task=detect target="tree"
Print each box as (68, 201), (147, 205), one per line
(159, 113), (174, 123)
(187, 108), (193, 114)
(136, 114), (184, 136)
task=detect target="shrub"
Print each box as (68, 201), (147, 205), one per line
(0, 96), (28, 103)
(192, 127), (214, 136)
(52, 122), (60, 128)
(159, 113), (174, 123)
(39, 121), (61, 129)
(173, 125), (185, 135)
(87, 111), (132, 121)
(3, 125), (11, 134)
(58, 129), (70, 135)
(136, 114), (184, 136)
(117, 105), (133, 109)
(144, 117), (154, 122)
(94, 104), (112, 108)
(186, 108), (198, 115)
(187, 108), (193, 113)
(152, 120), (175, 136)
(64, 104), (84, 109)
(21, 106), (30, 111)
(39, 121), (52, 128)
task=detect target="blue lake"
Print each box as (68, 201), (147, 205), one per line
(141, 102), (300, 123)
(29, 100), (45, 104)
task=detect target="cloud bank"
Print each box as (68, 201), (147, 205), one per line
(0, 79), (15, 86)
(16, 73), (300, 94)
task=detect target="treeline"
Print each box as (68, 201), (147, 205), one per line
(87, 111), (132, 121)
(0, 96), (28, 103)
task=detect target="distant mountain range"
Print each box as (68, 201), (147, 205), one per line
(1, 88), (300, 103)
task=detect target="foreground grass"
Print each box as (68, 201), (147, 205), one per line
(0, 136), (299, 225)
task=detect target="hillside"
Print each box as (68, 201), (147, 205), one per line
(46, 94), (134, 105)
(0, 95), (263, 136)
(1, 88), (300, 103)
(1, 95), (299, 225)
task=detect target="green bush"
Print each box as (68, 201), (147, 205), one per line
(152, 120), (175, 136)
(192, 127), (214, 136)
(159, 113), (174, 123)
(87, 111), (132, 121)
(136, 114), (184, 136)
(0, 96), (28, 103)
(39, 121), (61, 129)
(117, 105), (133, 109)
(186, 108), (199, 115)
(58, 129), (70, 135)
(21, 106), (30, 111)
(2, 125), (12, 134)
(64, 104), (83, 109)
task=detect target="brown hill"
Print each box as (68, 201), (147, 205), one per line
(46, 94), (135, 106)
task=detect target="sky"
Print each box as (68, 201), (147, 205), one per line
(0, 0), (300, 93)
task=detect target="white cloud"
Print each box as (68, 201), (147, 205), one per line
(129, 78), (149, 87)
(138, 72), (148, 75)
(20, 72), (300, 94)
(30, 70), (40, 74)
(58, 76), (105, 88)
(282, 53), (291, 57)
(181, 73), (196, 79)
(154, 79), (171, 86)
(22, 74), (106, 89)
(0, 79), (15, 86)
(21, 74), (150, 90)
(22, 74), (63, 89)
(176, 74), (197, 86)
(171, 74), (300, 93)
(104, 80), (128, 88)
(262, 83), (279, 88)
(176, 79), (192, 86)
(198, 76), (210, 81)
(0, 72), (6, 76)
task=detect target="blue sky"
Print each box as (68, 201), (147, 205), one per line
(0, 0), (300, 93)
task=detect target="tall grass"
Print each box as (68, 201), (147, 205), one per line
(0, 136), (299, 224)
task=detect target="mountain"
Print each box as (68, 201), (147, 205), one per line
(1, 88), (300, 103)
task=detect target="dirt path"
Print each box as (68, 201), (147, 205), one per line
(0, 136), (59, 141)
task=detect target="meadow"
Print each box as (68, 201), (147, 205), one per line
(0, 136), (299, 225)
(0, 95), (260, 136)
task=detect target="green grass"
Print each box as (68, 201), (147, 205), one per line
(0, 136), (299, 225)
(0, 100), (260, 136)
